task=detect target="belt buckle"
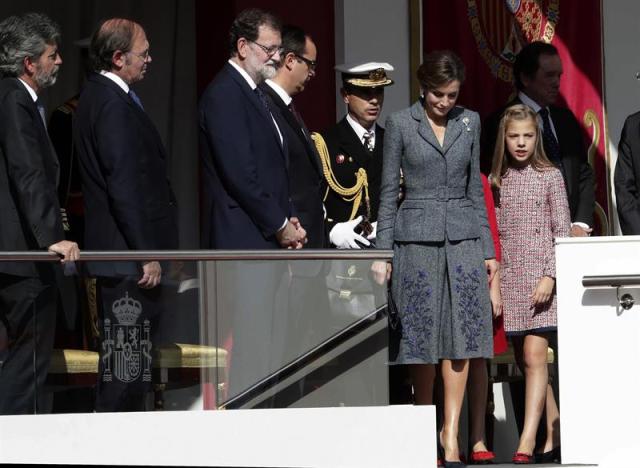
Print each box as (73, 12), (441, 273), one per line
(437, 186), (448, 202)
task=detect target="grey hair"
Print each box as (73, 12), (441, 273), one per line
(0, 13), (60, 77)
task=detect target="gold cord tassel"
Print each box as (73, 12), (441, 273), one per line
(311, 132), (369, 220)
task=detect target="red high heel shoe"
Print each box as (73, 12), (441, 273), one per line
(512, 452), (534, 464)
(469, 450), (495, 464)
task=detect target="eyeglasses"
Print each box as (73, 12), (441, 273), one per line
(129, 49), (151, 61)
(249, 40), (281, 57)
(294, 54), (317, 71)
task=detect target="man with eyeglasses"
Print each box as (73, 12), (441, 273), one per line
(199, 8), (306, 250)
(260, 25), (324, 248)
(257, 26), (330, 396)
(199, 8), (308, 398)
(74, 18), (178, 412)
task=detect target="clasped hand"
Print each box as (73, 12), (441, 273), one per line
(277, 217), (307, 249)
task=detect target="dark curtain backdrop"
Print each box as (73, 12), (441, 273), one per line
(0, 1), (199, 247)
(0, 2), (337, 248)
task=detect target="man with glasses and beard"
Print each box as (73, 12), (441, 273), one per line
(199, 9), (307, 399)
(74, 18), (178, 411)
(0, 12), (80, 414)
(199, 8), (306, 250)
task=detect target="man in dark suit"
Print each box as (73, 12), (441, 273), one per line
(75, 18), (178, 411)
(482, 41), (595, 236)
(258, 26), (329, 403)
(260, 26), (324, 248)
(199, 8), (306, 250)
(614, 112), (640, 234)
(199, 9), (308, 398)
(0, 13), (80, 414)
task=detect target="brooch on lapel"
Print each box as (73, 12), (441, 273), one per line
(462, 117), (471, 132)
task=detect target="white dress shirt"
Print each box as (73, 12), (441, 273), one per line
(346, 113), (376, 149)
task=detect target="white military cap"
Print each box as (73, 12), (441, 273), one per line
(335, 61), (394, 87)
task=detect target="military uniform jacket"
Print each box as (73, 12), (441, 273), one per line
(319, 117), (384, 227)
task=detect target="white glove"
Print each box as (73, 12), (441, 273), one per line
(367, 221), (377, 240)
(329, 215), (370, 249)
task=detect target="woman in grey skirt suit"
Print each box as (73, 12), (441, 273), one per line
(373, 51), (497, 466)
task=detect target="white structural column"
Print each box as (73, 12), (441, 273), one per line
(334, 0), (412, 124)
(556, 236), (640, 466)
(601, 2), (640, 233)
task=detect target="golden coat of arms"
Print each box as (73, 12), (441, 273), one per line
(467, 0), (560, 82)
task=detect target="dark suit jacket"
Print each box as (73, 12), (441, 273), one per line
(482, 98), (595, 226)
(260, 82), (326, 248)
(0, 78), (64, 277)
(74, 73), (178, 276)
(615, 111), (640, 234)
(319, 117), (384, 228)
(199, 63), (292, 249)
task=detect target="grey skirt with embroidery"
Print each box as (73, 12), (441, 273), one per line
(390, 238), (493, 364)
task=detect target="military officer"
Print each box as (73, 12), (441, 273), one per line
(313, 62), (394, 248)
(313, 62), (411, 405)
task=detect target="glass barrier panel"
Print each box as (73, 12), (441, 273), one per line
(205, 258), (390, 409)
(0, 253), (391, 414)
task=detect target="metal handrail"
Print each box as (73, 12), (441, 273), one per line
(582, 274), (640, 288)
(0, 249), (394, 262)
(219, 303), (388, 410)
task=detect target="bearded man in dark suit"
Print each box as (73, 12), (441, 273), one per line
(0, 13), (79, 414)
(199, 9), (309, 398)
(199, 8), (306, 250)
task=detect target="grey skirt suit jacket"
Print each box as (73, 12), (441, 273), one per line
(377, 102), (495, 363)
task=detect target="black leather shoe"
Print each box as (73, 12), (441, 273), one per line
(443, 461), (466, 468)
(534, 445), (560, 464)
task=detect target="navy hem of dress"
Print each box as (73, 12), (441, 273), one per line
(506, 326), (557, 336)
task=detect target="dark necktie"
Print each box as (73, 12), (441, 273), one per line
(363, 131), (374, 152)
(288, 101), (304, 127)
(255, 87), (284, 148)
(35, 99), (46, 126)
(128, 89), (144, 110)
(288, 101), (310, 139)
(254, 86), (271, 112)
(538, 108), (563, 169)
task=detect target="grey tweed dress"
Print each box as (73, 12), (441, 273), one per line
(377, 103), (495, 364)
